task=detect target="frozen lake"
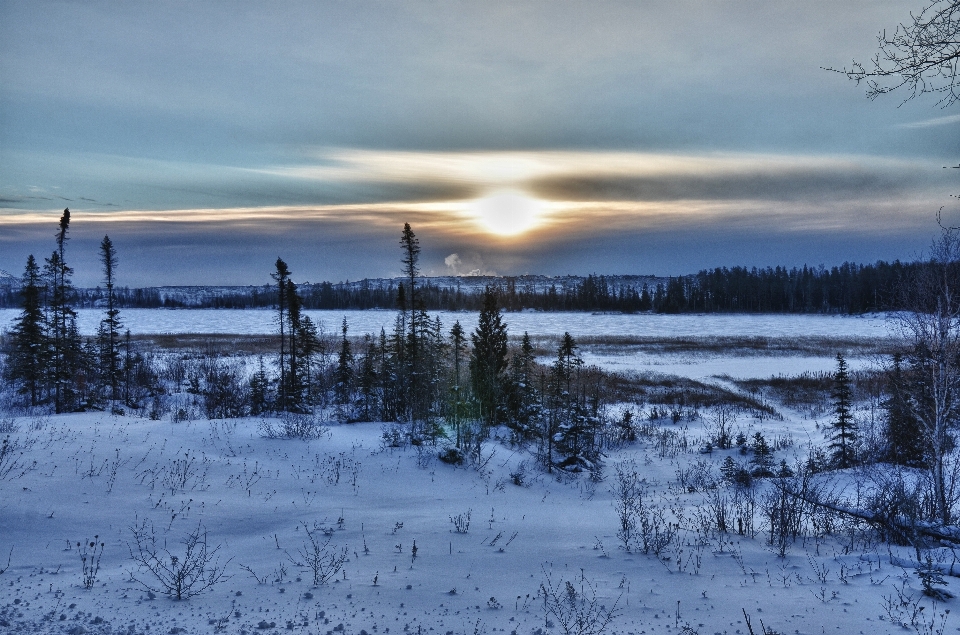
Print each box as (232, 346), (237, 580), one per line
(0, 308), (898, 339)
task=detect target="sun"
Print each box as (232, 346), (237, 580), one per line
(469, 190), (543, 236)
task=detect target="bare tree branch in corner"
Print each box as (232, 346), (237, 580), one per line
(827, 0), (960, 107)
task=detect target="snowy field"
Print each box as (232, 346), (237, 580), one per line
(1, 308), (897, 383)
(1, 310), (948, 635)
(0, 409), (945, 635)
(0, 309), (899, 340)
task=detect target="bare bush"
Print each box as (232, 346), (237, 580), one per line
(0, 435), (36, 480)
(259, 412), (328, 440)
(611, 460), (676, 556)
(161, 452), (209, 494)
(128, 519), (231, 600)
(290, 522), (348, 586)
(539, 568), (622, 635)
(0, 413), (19, 434)
(450, 509), (472, 533)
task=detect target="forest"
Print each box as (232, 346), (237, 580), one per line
(0, 257), (922, 314)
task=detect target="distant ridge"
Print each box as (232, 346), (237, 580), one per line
(0, 269), (19, 290)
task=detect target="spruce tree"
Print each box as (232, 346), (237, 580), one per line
(470, 286), (508, 428)
(549, 332), (589, 470)
(6, 255), (48, 406)
(750, 432), (775, 477)
(828, 352), (857, 469)
(505, 331), (539, 442)
(271, 258), (290, 410)
(357, 335), (379, 422)
(45, 209), (81, 412)
(294, 312), (321, 405)
(885, 352), (924, 466)
(334, 317), (354, 412)
(449, 321), (468, 448)
(399, 224), (425, 425)
(286, 278), (302, 407)
(98, 235), (122, 404)
(249, 356), (270, 416)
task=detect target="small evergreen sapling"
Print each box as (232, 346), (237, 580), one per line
(828, 352), (856, 469)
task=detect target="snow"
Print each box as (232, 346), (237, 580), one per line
(1, 309), (949, 635)
(3, 410), (945, 635)
(0, 308), (899, 340)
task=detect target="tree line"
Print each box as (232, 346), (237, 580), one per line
(0, 260), (921, 314)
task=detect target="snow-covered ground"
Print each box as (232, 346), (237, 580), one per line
(2, 310), (948, 635)
(0, 410), (945, 635)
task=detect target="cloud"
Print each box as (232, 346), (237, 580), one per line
(266, 149), (948, 205)
(898, 114), (960, 129)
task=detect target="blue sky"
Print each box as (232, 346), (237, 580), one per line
(1, 1), (956, 286)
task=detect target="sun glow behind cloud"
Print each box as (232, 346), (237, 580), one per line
(0, 147), (951, 287)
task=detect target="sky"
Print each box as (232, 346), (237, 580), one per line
(0, 1), (957, 287)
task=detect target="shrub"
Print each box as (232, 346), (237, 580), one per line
(259, 412), (328, 440)
(128, 520), (231, 600)
(539, 568), (621, 635)
(438, 447), (465, 465)
(291, 522), (348, 586)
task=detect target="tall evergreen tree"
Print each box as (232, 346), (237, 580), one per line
(885, 352), (924, 466)
(45, 209), (81, 412)
(449, 321), (468, 448)
(547, 332), (589, 470)
(249, 356), (270, 416)
(286, 278), (302, 407)
(399, 224), (425, 424)
(334, 317), (354, 412)
(294, 311), (321, 406)
(272, 258), (291, 410)
(470, 286), (508, 428)
(828, 352), (857, 468)
(98, 235), (122, 404)
(400, 223), (420, 350)
(357, 335), (379, 422)
(6, 255), (48, 406)
(505, 331), (540, 442)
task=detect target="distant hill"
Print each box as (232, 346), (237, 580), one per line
(0, 269), (19, 289)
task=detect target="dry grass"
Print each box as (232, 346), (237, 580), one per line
(722, 367), (888, 414)
(130, 334), (281, 356)
(604, 370), (779, 418)
(570, 335), (897, 357)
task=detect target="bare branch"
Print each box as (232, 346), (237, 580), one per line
(826, 0), (960, 107)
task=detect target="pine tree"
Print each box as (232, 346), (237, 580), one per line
(5, 255), (48, 406)
(885, 352), (924, 466)
(449, 321), (468, 448)
(98, 235), (122, 404)
(505, 331), (539, 442)
(828, 352), (857, 469)
(294, 312), (321, 405)
(272, 258), (291, 410)
(45, 209), (81, 412)
(357, 335), (379, 422)
(286, 278), (302, 408)
(334, 317), (354, 413)
(548, 332), (590, 470)
(399, 224), (425, 425)
(249, 356), (270, 416)
(470, 286), (508, 428)
(750, 432), (775, 477)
